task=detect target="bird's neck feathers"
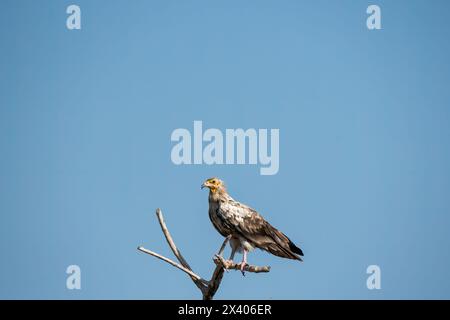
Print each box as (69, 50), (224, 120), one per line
(208, 186), (229, 202)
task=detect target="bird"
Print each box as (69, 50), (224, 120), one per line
(201, 177), (303, 274)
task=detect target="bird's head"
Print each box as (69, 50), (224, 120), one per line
(201, 177), (226, 194)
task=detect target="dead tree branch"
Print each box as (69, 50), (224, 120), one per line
(138, 208), (271, 300)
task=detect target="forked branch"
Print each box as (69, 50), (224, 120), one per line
(138, 208), (270, 300)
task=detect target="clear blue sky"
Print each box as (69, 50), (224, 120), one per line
(1, 0), (450, 299)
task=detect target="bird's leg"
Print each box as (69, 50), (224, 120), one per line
(240, 249), (248, 276)
(229, 247), (236, 262)
(218, 246), (238, 272)
(217, 235), (231, 257)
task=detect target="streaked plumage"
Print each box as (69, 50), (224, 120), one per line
(201, 177), (303, 272)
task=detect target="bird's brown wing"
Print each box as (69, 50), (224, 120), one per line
(220, 200), (303, 261)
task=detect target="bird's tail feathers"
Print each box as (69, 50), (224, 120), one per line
(269, 228), (304, 261)
(288, 238), (304, 257)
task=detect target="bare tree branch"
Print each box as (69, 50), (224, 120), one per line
(153, 209), (207, 291)
(137, 246), (205, 283)
(203, 264), (225, 300)
(138, 208), (271, 300)
(156, 208), (193, 271)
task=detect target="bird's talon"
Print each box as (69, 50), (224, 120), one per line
(225, 260), (234, 271)
(240, 262), (248, 276)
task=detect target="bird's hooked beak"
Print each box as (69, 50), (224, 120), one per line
(201, 180), (212, 190)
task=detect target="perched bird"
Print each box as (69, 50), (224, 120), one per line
(201, 177), (303, 274)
